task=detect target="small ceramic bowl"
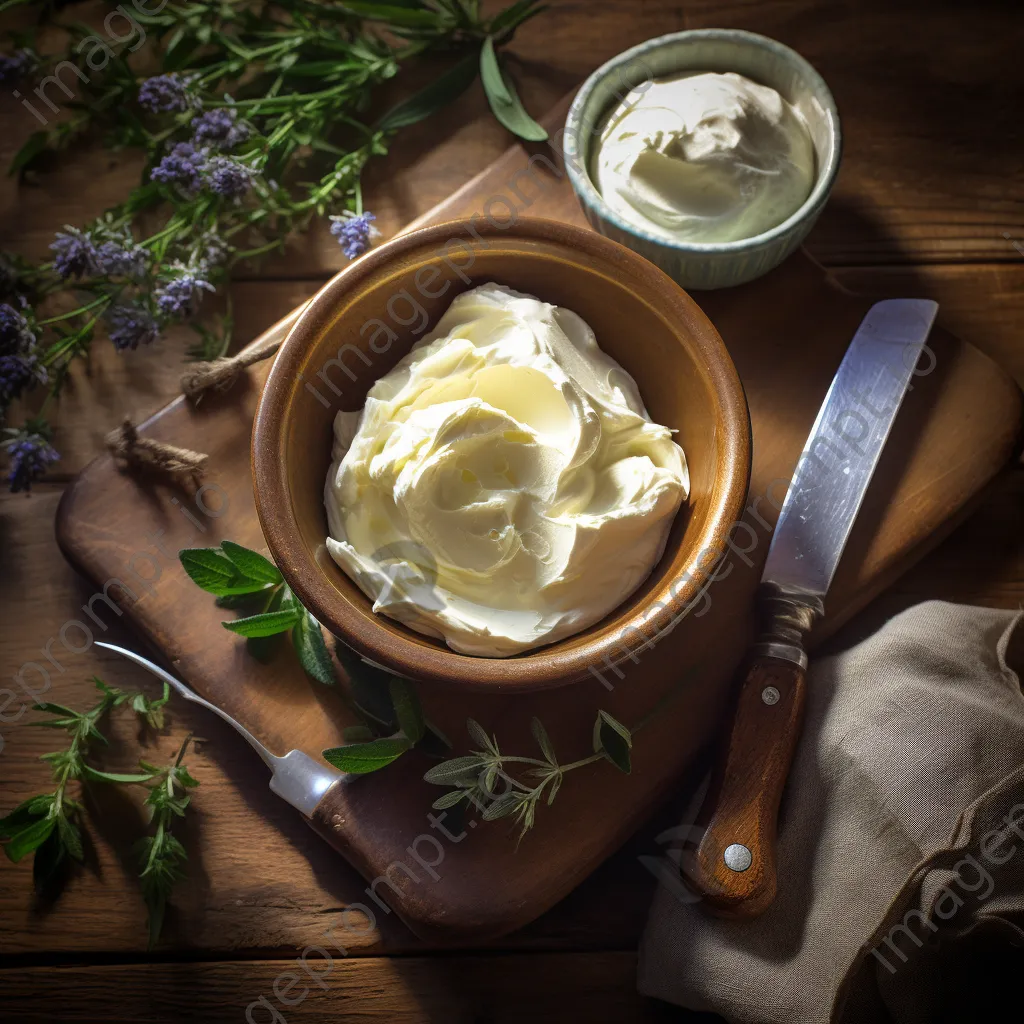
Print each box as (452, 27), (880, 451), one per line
(252, 218), (750, 691)
(563, 28), (842, 290)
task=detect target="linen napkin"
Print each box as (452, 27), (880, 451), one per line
(638, 600), (1024, 1023)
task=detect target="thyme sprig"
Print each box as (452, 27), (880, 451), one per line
(425, 711), (634, 838)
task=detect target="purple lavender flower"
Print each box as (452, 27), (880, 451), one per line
(329, 212), (378, 260)
(5, 432), (59, 492)
(151, 141), (207, 193)
(0, 49), (36, 87)
(191, 108), (250, 149)
(195, 231), (231, 268)
(138, 73), (198, 114)
(93, 237), (149, 279)
(206, 156), (254, 199)
(154, 265), (215, 317)
(0, 302), (36, 354)
(107, 303), (161, 351)
(50, 227), (98, 280)
(0, 353), (47, 408)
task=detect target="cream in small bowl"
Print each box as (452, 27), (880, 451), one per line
(324, 282), (689, 657)
(564, 29), (841, 290)
(592, 71), (816, 245)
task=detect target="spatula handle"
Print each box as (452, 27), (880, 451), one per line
(683, 651), (807, 915)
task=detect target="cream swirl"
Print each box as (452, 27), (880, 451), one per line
(324, 283), (688, 657)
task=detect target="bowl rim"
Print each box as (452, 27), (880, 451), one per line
(563, 27), (843, 256)
(252, 217), (751, 691)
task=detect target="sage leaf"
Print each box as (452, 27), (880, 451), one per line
(322, 736), (412, 774)
(479, 38), (547, 141)
(482, 791), (520, 821)
(222, 608), (302, 638)
(219, 541), (282, 585)
(423, 755), (487, 785)
(466, 718), (497, 756)
(530, 717), (556, 765)
(292, 610), (335, 686)
(389, 678), (425, 744)
(592, 709), (632, 774)
(377, 50), (479, 132)
(180, 548), (270, 596)
(431, 789), (466, 811)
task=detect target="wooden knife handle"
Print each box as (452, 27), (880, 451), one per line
(682, 651), (807, 915)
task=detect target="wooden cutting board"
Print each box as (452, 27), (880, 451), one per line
(56, 94), (1024, 941)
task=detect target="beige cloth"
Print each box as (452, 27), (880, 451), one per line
(639, 601), (1024, 1023)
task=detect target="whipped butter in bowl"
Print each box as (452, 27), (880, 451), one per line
(324, 284), (689, 657)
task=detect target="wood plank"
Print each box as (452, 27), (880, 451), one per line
(0, 952), (707, 1023)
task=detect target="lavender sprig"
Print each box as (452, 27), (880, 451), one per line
(0, 0), (550, 490)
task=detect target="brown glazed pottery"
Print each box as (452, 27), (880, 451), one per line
(252, 218), (750, 691)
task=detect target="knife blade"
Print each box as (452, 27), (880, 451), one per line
(682, 298), (938, 915)
(95, 641), (343, 816)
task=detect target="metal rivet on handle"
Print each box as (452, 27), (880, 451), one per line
(724, 843), (753, 872)
(761, 686), (780, 705)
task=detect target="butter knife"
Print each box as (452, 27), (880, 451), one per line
(95, 641), (344, 816)
(682, 298), (939, 915)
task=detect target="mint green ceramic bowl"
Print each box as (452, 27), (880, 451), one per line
(563, 29), (841, 290)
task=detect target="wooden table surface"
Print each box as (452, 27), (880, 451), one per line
(2, 1), (1022, 1020)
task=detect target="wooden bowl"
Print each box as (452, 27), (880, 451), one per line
(252, 218), (750, 691)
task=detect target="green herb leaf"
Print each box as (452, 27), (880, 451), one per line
(530, 717), (557, 765)
(0, 795), (52, 838)
(4, 816), (56, 863)
(482, 791), (520, 821)
(478, 37), (547, 141)
(489, 0), (547, 38)
(479, 36), (513, 104)
(431, 789), (466, 810)
(592, 709), (632, 774)
(180, 548), (273, 596)
(82, 765), (159, 784)
(377, 50), (479, 132)
(389, 678), (425, 744)
(56, 812), (84, 862)
(222, 608), (303, 638)
(220, 542), (282, 585)
(423, 755), (487, 785)
(292, 610), (335, 685)
(322, 737), (412, 774)
(466, 718), (498, 756)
